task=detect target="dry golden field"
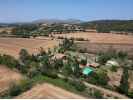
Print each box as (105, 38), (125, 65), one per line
(0, 65), (23, 93)
(54, 32), (133, 55)
(54, 32), (133, 44)
(0, 37), (59, 58)
(15, 83), (86, 99)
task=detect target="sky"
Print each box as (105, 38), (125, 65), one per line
(0, 0), (133, 23)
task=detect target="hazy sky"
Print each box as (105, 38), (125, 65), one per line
(0, 0), (133, 23)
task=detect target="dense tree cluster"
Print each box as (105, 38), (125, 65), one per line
(80, 20), (133, 33)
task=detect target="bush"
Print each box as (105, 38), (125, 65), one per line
(0, 54), (19, 69)
(92, 90), (103, 99)
(68, 80), (86, 92)
(128, 90), (133, 98)
(7, 79), (33, 97)
(80, 59), (87, 65)
(8, 83), (22, 96)
(88, 70), (109, 86)
(76, 38), (86, 41)
(118, 68), (129, 95)
(110, 65), (118, 72)
(19, 79), (33, 91)
(78, 48), (88, 53)
(42, 70), (58, 79)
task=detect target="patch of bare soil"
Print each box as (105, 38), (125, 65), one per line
(0, 65), (23, 93)
(108, 68), (123, 87)
(16, 83), (86, 99)
(0, 37), (59, 58)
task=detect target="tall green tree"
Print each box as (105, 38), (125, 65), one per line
(118, 68), (129, 95)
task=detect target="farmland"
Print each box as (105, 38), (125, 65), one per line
(0, 65), (23, 94)
(0, 37), (59, 58)
(54, 32), (133, 44)
(54, 32), (133, 55)
(15, 83), (85, 99)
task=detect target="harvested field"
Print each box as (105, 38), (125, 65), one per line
(54, 32), (133, 44)
(54, 32), (133, 56)
(16, 83), (86, 99)
(0, 65), (23, 93)
(0, 37), (59, 58)
(76, 42), (133, 56)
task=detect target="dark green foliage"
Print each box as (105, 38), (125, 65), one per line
(59, 38), (76, 52)
(68, 80), (86, 91)
(128, 90), (133, 98)
(80, 59), (87, 65)
(117, 51), (128, 60)
(8, 83), (22, 96)
(78, 48), (88, 53)
(7, 79), (33, 97)
(19, 49), (32, 73)
(110, 65), (118, 72)
(97, 48), (117, 64)
(80, 20), (133, 33)
(19, 49), (31, 65)
(118, 68), (129, 95)
(52, 59), (64, 70)
(87, 70), (109, 86)
(97, 48), (128, 65)
(92, 90), (103, 99)
(0, 54), (19, 69)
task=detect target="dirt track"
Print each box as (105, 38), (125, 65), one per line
(0, 65), (23, 93)
(0, 37), (59, 58)
(15, 83), (86, 99)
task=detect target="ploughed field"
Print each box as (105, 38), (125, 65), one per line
(0, 37), (59, 58)
(0, 65), (23, 94)
(15, 83), (86, 99)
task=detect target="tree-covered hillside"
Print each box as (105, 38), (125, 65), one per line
(80, 20), (133, 33)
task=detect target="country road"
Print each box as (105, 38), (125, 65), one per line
(58, 74), (129, 99)
(83, 82), (129, 99)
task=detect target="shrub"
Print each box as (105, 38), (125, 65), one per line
(42, 70), (58, 79)
(110, 65), (118, 72)
(0, 54), (19, 69)
(68, 80), (86, 92)
(128, 90), (133, 98)
(8, 83), (22, 96)
(88, 70), (109, 86)
(92, 90), (103, 99)
(7, 79), (33, 97)
(19, 79), (33, 91)
(118, 68), (129, 95)
(78, 48), (88, 53)
(76, 38), (86, 41)
(80, 59), (87, 65)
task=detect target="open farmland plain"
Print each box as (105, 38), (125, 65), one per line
(15, 83), (86, 99)
(0, 37), (59, 58)
(54, 32), (133, 55)
(54, 32), (133, 44)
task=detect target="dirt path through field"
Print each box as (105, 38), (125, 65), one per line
(16, 83), (86, 99)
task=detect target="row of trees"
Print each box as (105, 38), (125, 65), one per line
(10, 23), (85, 38)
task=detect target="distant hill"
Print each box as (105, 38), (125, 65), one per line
(80, 20), (133, 33)
(32, 19), (83, 24)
